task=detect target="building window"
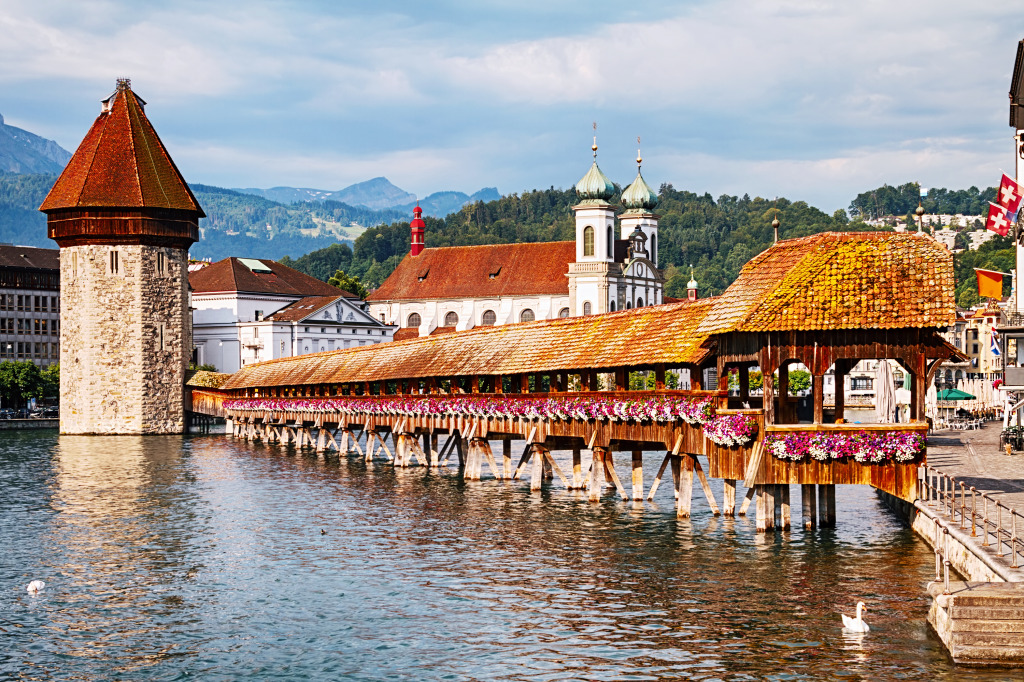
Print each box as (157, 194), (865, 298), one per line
(851, 378), (873, 391)
(558, 307), (570, 318)
(973, 344), (979, 354)
(407, 313), (421, 328)
(583, 301), (592, 316)
(651, 233), (657, 263)
(583, 226), (594, 256)
(610, 301), (616, 312)
(636, 297), (644, 307)
(971, 329), (979, 340)
(444, 311), (458, 326)
(159, 323), (166, 351)
(607, 226), (613, 258)
(520, 309), (535, 323)
(481, 310), (496, 326)
(281, 340), (286, 355)
(109, 249), (119, 275)
(157, 251), (165, 275)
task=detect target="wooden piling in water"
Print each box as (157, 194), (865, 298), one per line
(802, 484), (817, 529)
(780, 484), (791, 530)
(631, 450), (643, 501)
(723, 479), (736, 516)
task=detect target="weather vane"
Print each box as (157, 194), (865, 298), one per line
(592, 121), (598, 159)
(636, 136), (642, 169)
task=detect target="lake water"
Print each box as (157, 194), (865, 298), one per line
(0, 430), (1011, 680)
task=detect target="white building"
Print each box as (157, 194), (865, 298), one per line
(190, 257), (394, 373)
(367, 145), (666, 337)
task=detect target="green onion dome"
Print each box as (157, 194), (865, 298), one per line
(575, 161), (616, 203)
(621, 170), (658, 212)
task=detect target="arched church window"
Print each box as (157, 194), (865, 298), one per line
(481, 310), (496, 326)
(583, 301), (592, 316)
(651, 234), (657, 263)
(406, 312), (421, 328)
(607, 226), (613, 258)
(444, 311), (458, 326)
(636, 297), (644, 307)
(558, 307), (570, 318)
(520, 309), (535, 323)
(626, 302), (632, 309)
(610, 301), (615, 312)
(583, 226), (594, 256)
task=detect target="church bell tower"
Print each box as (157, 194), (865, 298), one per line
(40, 79), (204, 434)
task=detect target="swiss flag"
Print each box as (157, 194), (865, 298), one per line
(987, 202), (1012, 236)
(998, 173), (1023, 214)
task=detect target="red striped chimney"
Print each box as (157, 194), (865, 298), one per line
(410, 205), (425, 256)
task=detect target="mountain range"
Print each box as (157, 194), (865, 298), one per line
(234, 177), (499, 217)
(0, 114), (72, 175)
(0, 115), (501, 261)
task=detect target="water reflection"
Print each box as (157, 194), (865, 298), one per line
(0, 432), (1012, 680)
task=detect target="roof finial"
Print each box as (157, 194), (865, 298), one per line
(592, 121), (598, 159)
(771, 199), (781, 243)
(116, 77), (131, 92)
(636, 135), (642, 170)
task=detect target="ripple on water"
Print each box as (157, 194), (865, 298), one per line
(0, 431), (1009, 680)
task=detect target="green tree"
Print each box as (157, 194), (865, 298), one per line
(0, 361), (43, 408)
(40, 363), (59, 399)
(327, 269), (369, 299)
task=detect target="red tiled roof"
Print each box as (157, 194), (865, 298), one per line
(366, 241), (575, 302)
(222, 299), (718, 388)
(189, 258), (353, 297)
(40, 82), (204, 216)
(430, 326), (457, 335)
(696, 232), (955, 334)
(392, 328), (419, 342)
(264, 295), (348, 322)
(0, 245), (58, 270)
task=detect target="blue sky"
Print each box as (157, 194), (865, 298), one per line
(1, 0), (1022, 211)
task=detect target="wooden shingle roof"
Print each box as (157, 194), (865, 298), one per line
(696, 231), (954, 334)
(221, 299), (717, 389)
(40, 81), (203, 216)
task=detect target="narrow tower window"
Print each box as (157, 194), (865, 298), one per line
(157, 251), (166, 275)
(607, 226), (613, 258)
(109, 249), (119, 275)
(583, 301), (592, 316)
(651, 233), (657, 264)
(583, 226), (594, 257)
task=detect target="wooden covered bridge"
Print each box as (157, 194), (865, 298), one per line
(190, 232), (964, 531)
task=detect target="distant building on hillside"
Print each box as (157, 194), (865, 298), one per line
(0, 245), (60, 368)
(190, 257), (394, 373)
(367, 144), (666, 337)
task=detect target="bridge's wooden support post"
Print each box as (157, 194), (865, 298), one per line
(325, 426), (340, 452)
(766, 485), (776, 529)
(739, 485), (755, 516)
(802, 484), (817, 529)
(780, 484), (791, 530)
(603, 450), (616, 488)
(572, 446), (583, 490)
(465, 438), (481, 480)
(406, 433), (428, 467)
(430, 432), (439, 467)
(819, 484), (836, 527)
(480, 439), (501, 479)
(455, 432), (465, 470)
(503, 438), (512, 478)
(648, 453), (671, 501)
(693, 456), (720, 515)
(631, 450), (643, 500)
(530, 444), (543, 490)
(542, 449), (553, 481)
(349, 428), (364, 458)
(539, 446), (569, 488)
(723, 479), (736, 516)
(588, 448), (605, 501)
(672, 455), (694, 518)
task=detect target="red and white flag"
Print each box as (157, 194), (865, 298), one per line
(987, 202), (1012, 236)
(998, 173), (1023, 214)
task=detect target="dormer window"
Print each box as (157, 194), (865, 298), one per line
(489, 266), (501, 279)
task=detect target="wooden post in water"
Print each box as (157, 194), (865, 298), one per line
(503, 438), (512, 479)
(723, 479), (736, 516)
(631, 450), (643, 500)
(693, 456), (720, 516)
(572, 445), (583, 490)
(542, 450), (553, 481)
(765, 485), (776, 531)
(739, 485), (755, 516)
(588, 448), (604, 501)
(820, 484), (837, 526)
(755, 486), (767, 532)
(430, 432), (440, 467)
(674, 455), (694, 518)
(604, 450), (616, 488)
(531, 445), (544, 491)
(780, 485), (791, 530)
(802, 484), (817, 529)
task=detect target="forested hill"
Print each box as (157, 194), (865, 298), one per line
(849, 182), (996, 219)
(283, 185), (893, 299)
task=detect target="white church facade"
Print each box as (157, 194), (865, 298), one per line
(367, 146), (680, 339)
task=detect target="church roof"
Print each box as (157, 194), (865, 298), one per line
(40, 80), (204, 216)
(696, 231), (954, 335)
(621, 169), (658, 212)
(189, 257), (351, 298)
(574, 161), (616, 205)
(366, 241), (575, 302)
(222, 298), (718, 388)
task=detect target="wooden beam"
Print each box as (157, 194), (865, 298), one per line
(655, 364), (666, 391)
(631, 450), (643, 501)
(692, 456), (719, 515)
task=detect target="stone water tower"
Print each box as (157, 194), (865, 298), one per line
(40, 79), (204, 434)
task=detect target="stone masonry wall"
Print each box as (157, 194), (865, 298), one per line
(60, 244), (188, 434)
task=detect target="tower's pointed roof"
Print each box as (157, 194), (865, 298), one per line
(575, 161), (616, 204)
(40, 79), (204, 216)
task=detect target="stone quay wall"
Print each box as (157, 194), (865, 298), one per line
(60, 244), (189, 434)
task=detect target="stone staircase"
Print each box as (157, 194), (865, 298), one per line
(929, 581), (1024, 664)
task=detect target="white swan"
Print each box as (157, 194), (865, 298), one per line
(841, 601), (869, 632)
(26, 580), (45, 594)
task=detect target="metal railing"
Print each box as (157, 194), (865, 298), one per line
(920, 465), (1024, 572)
